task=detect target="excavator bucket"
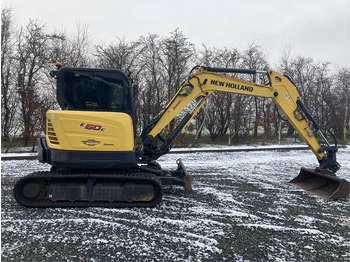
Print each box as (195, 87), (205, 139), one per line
(289, 167), (350, 200)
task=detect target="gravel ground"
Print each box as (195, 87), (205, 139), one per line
(2, 148), (350, 261)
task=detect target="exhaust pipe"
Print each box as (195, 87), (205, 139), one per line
(289, 167), (350, 200)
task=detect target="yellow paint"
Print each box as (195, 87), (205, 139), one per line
(148, 68), (325, 160)
(46, 110), (134, 151)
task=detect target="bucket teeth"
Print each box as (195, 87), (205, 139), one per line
(289, 167), (350, 200)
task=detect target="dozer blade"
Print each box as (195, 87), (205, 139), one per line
(289, 167), (350, 200)
(177, 158), (193, 193)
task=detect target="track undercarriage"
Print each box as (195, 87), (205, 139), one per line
(14, 159), (192, 208)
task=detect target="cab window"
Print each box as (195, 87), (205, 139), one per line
(63, 70), (130, 112)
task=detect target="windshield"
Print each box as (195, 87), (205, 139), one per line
(63, 70), (131, 112)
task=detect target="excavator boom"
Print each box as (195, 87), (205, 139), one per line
(142, 66), (349, 200)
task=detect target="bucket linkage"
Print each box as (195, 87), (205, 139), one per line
(287, 101), (349, 201)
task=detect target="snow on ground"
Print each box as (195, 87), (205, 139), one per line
(169, 144), (310, 153)
(1, 153), (37, 158)
(1, 147), (350, 261)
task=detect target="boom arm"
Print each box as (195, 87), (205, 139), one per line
(141, 66), (339, 173)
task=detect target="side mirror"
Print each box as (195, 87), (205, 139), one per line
(50, 70), (58, 78)
(49, 61), (63, 78)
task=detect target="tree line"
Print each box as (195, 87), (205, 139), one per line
(1, 8), (350, 149)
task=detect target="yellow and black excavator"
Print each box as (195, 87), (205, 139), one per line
(14, 64), (349, 207)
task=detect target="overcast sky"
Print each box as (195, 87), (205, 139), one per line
(3, 0), (350, 71)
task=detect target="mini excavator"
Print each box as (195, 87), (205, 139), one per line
(14, 65), (349, 207)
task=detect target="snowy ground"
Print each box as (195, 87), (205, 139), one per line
(1, 147), (350, 261)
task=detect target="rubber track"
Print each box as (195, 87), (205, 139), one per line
(14, 171), (163, 208)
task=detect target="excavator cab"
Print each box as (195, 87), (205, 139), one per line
(37, 67), (138, 170)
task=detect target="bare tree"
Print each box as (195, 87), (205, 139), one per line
(94, 37), (145, 77)
(242, 43), (269, 139)
(228, 96), (249, 144)
(278, 54), (340, 142)
(16, 20), (63, 146)
(160, 29), (195, 102)
(336, 67), (350, 141)
(1, 8), (18, 142)
(196, 45), (244, 143)
(137, 34), (166, 129)
(51, 22), (92, 67)
(158, 29), (195, 133)
(312, 63), (333, 125)
(287, 56), (317, 107)
(205, 94), (233, 141)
